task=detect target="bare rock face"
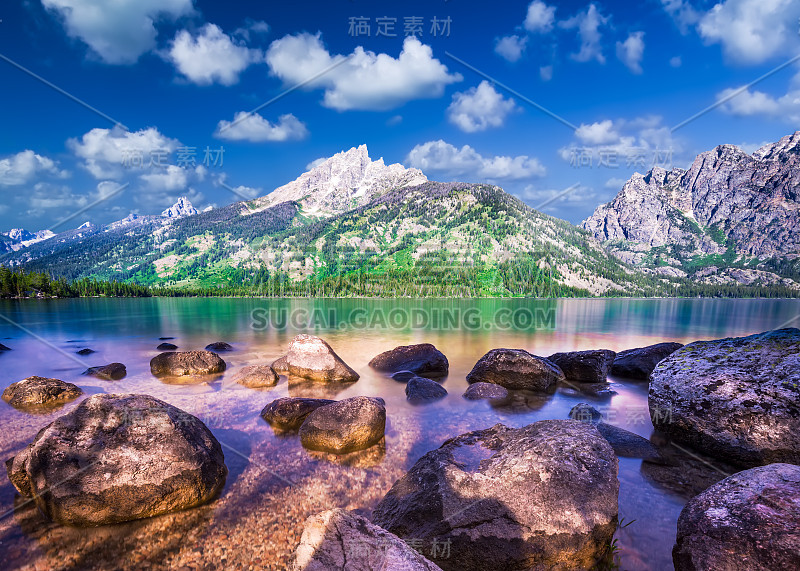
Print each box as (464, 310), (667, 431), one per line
(83, 362), (126, 380)
(547, 349), (616, 383)
(649, 329), (800, 467)
(369, 343), (449, 378)
(291, 509), (443, 571)
(5, 393), (227, 526)
(274, 335), (359, 383)
(610, 342), (683, 379)
(299, 396), (386, 454)
(150, 350), (226, 377)
(673, 463), (800, 571)
(233, 365), (278, 388)
(2, 376), (82, 410)
(405, 376), (447, 404)
(466, 348), (564, 391)
(260, 397), (334, 431)
(372, 420), (619, 571)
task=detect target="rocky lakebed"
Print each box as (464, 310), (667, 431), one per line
(1, 325), (799, 570)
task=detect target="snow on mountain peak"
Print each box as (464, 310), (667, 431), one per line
(161, 197), (199, 219)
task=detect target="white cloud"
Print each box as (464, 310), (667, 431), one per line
(213, 173), (260, 199)
(0, 150), (68, 186)
(215, 112), (309, 142)
(670, 56), (682, 67)
(716, 80), (800, 122)
(140, 164), (189, 191)
(26, 182), (88, 215)
(616, 32), (645, 74)
(305, 157), (327, 171)
(698, 0), (800, 64)
(447, 81), (517, 133)
(660, 0), (701, 33)
(234, 19), (270, 42)
(68, 126), (180, 179)
(167, 24), (263, 86)
(387, 115), (403, 126)
(265, 34), (461, 111)
(559, 4), (609, 64)
(407, 140), (546, 181)
(604, 177), (628, 189)
(42, 0), (193, 64)
(539, 66), (553, 81)
(575, 120), (620, 145)
(524, 1), (556, 33)
(494, 35), (528, 62)
(517, 184), (596, 210)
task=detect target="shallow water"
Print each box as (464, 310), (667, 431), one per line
(0, 298), (796, 570)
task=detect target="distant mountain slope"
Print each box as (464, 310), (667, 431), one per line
(583, 131), (800, 288)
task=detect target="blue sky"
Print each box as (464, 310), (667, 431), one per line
(1, 0), (799, 232)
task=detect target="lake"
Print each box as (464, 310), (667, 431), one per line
(0, 297), (797, 570)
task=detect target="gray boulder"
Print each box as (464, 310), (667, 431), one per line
(205, 341), (233, 352)
(233, 365), (278, 388)
(292, 509), (443, 571)
(372, 420), (619, 571)
(405, 377), (447, 404)
(673, 463), (800, 571)
(369, 343), (449, 378)
(83, 362), (126, 380)
(156, 342), (178, 351)
(649, 328), (800, 466)
(2, 376), (82, 410)
(547, 349), (616, 383)
(611, 342), (683, 379)
(4, 393), (227, 526)
(150, 350), (226, 377)
(466, 348), (564, 391)
(260, 397), (334, 431)
(299, 396), (385, 454)
(273, 334), (359, 383)
(462, 382), (509, 401)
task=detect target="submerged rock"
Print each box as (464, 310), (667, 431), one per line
(649, 328), (800, 466)
(260, 397), (334, 431)
(83, 362), (126, 380)
(610, 342), (683, 379)
(2, 376), (82, 410)
(369, 343), (449, 378)
(291, 509), (443, 571)
(273, 334), (359, 383)
(299, 396), (385, 454)
(673, 463), (800, 571)
(405, 376), (447, 404)
(75, 348), (95, 355)
(233, 365), (278, 388)
(4, 393), (227, 526)
(466, 348), (564, 391)
(156, 342), (178, 351)
(0, 343), (11, 351)
(150, 350), (226, 377)
(547, 349), (616, 383)
(390, 370), (418, 382)
(568, 403), (664, 462)
(205, 341), (233, 352)
(462, 382), (510, 401)
(372, 420), (619, 571)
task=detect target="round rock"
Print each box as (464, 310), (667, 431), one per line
(150, 350), (226, 377)
(76, 348), (95, 355)
(260, 397), (335, 431)
(611, 341), (683, 379)
(275, 334), (359, 383)
(299, 396), (386, 454)
(462, 382), (510, 401)
(233, 365), (278, 388)
(466, 348), (564, 391)
(2, 376), (83, 410)
(83, 362), (126, 380)
(547, 349), (616, 383)
(4, 393), (227, 526)
(205, 341), (233, 352)
(405, 377), (447, 404)
(156, 342), (178, 351)
(369, 343), (449, 377)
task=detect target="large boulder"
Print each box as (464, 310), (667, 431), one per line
(372, 420), (619, 571)
(649, 328), (800, 466)
(150, 350), (226, 377)
(2, 376), (82, 410)
(260, 397), (334, 431)
(4, 394), (227, 526)
(232, 365), (278, 388)
(299, 396), (386, 454)
(273, 335), (359, 383)
(369, 343), (449, 378)
(465, 348), (564, 391)
(611, 341), (683, 379)
(405, 377), (448, 404)
(292, 509), (443, 571)
(463, 382), (510, 402)
(83, 363), (126, 380)
(673, 463), (800, 571)
(547, 349), (616, 383)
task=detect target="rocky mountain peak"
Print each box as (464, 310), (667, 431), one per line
(753, 131), (800, 161)
(161, 197), (198, 219)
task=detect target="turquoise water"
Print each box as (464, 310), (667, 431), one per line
(0, 298), (797, 570)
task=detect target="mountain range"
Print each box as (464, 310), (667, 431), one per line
(2, 134), (799, 296)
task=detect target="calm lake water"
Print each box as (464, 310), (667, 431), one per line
(0, 298), (797, 570)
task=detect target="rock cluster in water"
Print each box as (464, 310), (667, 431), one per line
(272, 334), (359, 382)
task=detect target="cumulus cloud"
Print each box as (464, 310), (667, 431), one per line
(575, 120), (620, 145)
(214, 112), (309, 142)
(68, 126), (181, 179)
(447, 81), (517, 133)
(716, 79), (800, 122)
(616, 32), (645, 74)
(524, 1), (556, 33)
(26, 182), (88, 216)
(407, 140), (546, 181)
(0, 150), (69, 186)
(140, 164), (190, 191)
(698, 0), (800, 64)
(494, 35), (528, 62)
(42, 0), (193, 64)
(660, 0), (701, 33)
(167, 24), (263, 85)
(305, 157), (327, 171)
(559, 4), (609, 64)
(265, 34), (461, 111)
